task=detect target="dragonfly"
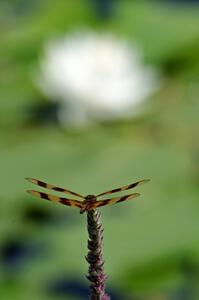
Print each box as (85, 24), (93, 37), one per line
(26, 177), (150, 214)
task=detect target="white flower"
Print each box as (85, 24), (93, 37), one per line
(36, 31), (159, 126)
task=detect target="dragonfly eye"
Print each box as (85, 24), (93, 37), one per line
(85, 195), (96, 202)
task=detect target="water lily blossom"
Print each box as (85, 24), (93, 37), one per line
(36, 31), (159, 126)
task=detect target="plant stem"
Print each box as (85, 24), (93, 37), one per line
(86, 209), (110, 300)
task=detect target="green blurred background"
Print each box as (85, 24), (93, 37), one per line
(0, 1), (199, 299)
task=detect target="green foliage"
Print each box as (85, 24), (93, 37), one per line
(0, 1), (199, 299)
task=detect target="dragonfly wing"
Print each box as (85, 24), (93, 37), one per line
(27, 190), (83, 208)
(96, 179), (150, 198)
(90, 193), (140, 209)
(26, 177), (84, 199)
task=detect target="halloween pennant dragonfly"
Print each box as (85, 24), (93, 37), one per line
(26, 178), (150, 214)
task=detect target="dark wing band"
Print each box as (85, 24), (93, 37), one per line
(26, 177), (84, 199)
(96, 179), (150, 198)
(27, 190), (83, 208)
(90, 193), (140, 209)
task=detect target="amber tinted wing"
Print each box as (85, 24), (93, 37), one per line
(89, 193), (140, 209)
(96, 179), (150, 198)
(27, 190), (83, 208)
(26, 177), (84, 199)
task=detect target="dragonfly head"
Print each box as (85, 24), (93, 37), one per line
(85, 194), (96, 202)
(80, 195), (97, 214)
